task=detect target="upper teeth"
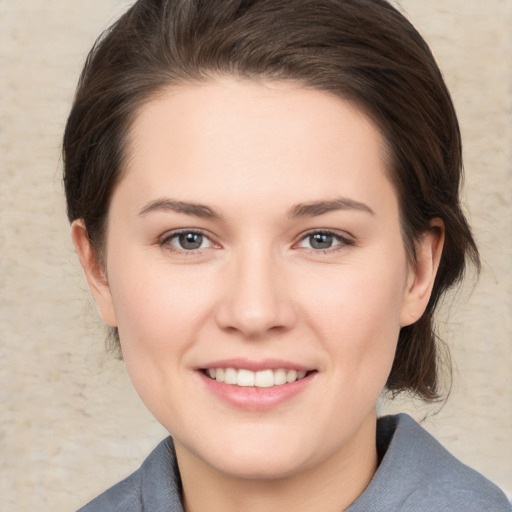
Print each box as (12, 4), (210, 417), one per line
(206, 368), (308, 388)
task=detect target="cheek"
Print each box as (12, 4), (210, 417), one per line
(304, 258), (406, 328)
(105, 256), (218, 421)
(109, 261), (213, 352)
(299, 254), (407, 374)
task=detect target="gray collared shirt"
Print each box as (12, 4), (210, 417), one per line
(77, 414), (510, 512)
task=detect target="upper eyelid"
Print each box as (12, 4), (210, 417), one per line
(293, 229), (356, 251)
(297, 228), (354, 241)
(160, 228), (213, 241)
(159, 228), (219, 250)
(157, 227), (354, 248)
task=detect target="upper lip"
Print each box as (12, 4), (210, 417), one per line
(199, 358), (314, 372)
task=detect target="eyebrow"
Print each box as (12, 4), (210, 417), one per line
(138, 198), (221, 219)
(289, 197), (375, 218)
(138, 196), (374, 220)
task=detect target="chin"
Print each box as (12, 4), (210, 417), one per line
(209, 449), (310, 481)
(179, 423), (328, 481)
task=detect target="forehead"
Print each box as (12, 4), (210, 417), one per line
(118, 78), (396, 218)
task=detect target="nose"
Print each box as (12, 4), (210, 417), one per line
(214, 247), (297, 339)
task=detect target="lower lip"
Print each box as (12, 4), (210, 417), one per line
(197, 371), (316, 411)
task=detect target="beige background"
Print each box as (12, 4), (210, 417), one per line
(1, 1), (511, 510)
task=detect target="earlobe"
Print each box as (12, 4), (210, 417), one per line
(400, 219), (445, 327)
(71, 220), (118, 327)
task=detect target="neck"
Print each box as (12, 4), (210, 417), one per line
(175, 415), (378, 512)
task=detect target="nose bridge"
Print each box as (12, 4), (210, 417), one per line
(215, 240), (296, 337)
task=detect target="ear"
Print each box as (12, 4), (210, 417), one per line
(400, 218), (445, 327)
(71, 220), (118, 327)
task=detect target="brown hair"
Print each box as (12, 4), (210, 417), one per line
(63, 0), (479, 401)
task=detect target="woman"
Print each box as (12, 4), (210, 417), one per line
(64, 0), (510, 510)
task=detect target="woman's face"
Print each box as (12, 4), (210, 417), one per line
(75, 78), (438, 481)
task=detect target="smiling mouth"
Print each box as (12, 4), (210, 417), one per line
(201, 368), (314, 388)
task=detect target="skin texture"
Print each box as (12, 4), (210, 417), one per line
(72, 78), (444, 512)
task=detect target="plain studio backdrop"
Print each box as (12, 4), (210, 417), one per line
(1, 1), (511, 510)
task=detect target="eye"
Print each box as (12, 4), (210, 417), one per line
(296, 230), (353, 251)
(308, 232), (336, 250)
(160, 230), (214, 252)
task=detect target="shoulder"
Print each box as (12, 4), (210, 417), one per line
(348, 414), (511, 512)
(76, 437), (184, 512)
(75, 471), (142, 512)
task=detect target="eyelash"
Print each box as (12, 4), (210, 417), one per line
(295, 229), (355, 254)
(159, 229), (217, 254)
(158, 229), (355, 255)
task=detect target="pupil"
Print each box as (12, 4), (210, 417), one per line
(179, 232), (203, 250)
(311, 233), (333, 249)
